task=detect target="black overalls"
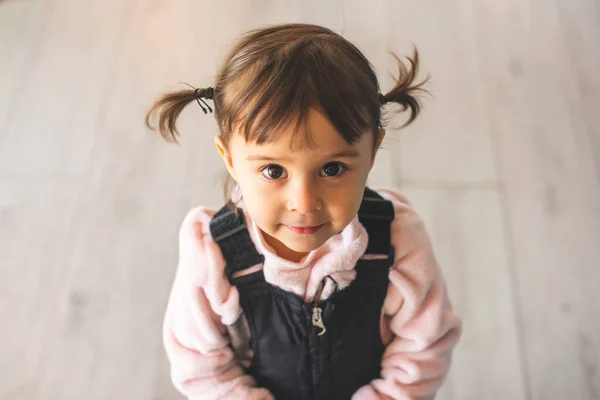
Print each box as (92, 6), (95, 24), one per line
(209, 188), (395, 400)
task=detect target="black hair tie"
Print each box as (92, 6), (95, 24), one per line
(194, 87), (213, 114)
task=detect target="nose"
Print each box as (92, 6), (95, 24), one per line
(287, 179), (322, 215)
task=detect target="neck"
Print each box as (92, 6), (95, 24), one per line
(262, 231), (308, 263)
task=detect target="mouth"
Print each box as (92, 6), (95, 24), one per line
(285, 223), (325, 235)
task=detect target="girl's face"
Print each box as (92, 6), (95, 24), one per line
(216, 108), (383, 262)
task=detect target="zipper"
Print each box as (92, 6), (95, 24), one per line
(312, 306), (326, 336)
(311, 275), (338, 336)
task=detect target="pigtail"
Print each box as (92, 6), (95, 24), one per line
(381, 47), (429, 128)
(144, 86), (213, 143)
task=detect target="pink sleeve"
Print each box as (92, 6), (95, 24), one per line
(352, 189), (462, 400)
(162, 207), (274, 400)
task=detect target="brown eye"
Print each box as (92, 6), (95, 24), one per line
(261, 165), (287, 180)
(320, 162), (345, 177)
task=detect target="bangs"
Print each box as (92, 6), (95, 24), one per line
(221, 39), (381, 149)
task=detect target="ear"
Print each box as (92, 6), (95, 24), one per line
(370, 129), (386, 169)
(214, 136), (237, 181)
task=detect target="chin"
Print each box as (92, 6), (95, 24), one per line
(281, 234), (330, 253)
(285, 242), (321, 253)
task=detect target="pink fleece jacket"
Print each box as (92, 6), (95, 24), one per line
(162, 188), (462, 400)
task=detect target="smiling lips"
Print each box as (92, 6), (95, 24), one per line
(286, 223), (325, 235)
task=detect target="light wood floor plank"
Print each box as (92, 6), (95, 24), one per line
(0, 0), (44, 143)
(384, 0), (499, 185)
(401, 186), (527, 400)
(0, 0), (134, 179)
(28, 0), (212, 398)
(0, 180), (80, 398)
(553, 0), (600, 184)
(467, 0), (600, 398)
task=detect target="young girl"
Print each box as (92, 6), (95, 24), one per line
(146, 23), (461, 400)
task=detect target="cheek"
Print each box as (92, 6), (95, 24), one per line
(326, 185), (364, 226)
(233, 167), (261, 202)
(236, 180), (280, 226)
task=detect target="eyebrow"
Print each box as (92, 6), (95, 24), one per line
(246, 149), (360, 161)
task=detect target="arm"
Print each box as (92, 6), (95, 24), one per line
(163, 207), (274, 400)
(353, 190), (462, 400)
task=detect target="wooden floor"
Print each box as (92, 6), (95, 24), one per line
(1, 0), (599, 399)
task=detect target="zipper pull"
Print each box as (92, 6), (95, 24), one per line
(312, 306), (326, 336)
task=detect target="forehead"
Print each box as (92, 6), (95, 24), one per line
(230, 108), (371, 158)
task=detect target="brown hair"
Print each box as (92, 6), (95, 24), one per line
(145, 23), (428, 198)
